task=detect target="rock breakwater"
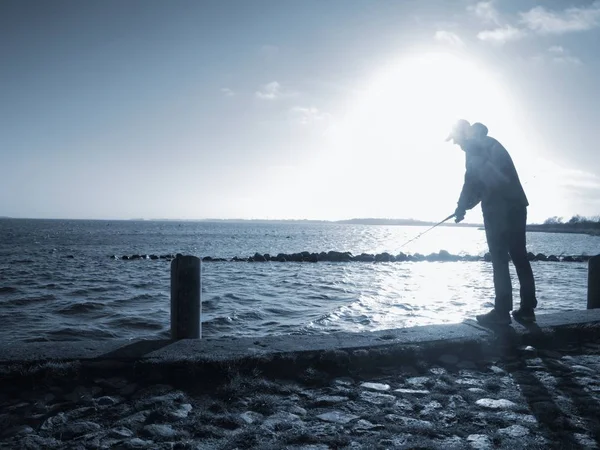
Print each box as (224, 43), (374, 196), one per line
(110, 251), (594, 264)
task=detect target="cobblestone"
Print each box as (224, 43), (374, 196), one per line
(3, 345), (600, 448)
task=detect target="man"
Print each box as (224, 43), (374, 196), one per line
(446, 119), (537, 326)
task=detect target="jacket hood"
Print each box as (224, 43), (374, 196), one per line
(471, 122), (488, 138)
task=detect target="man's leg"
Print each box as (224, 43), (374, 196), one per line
(478, 206), (513, 325)
(508, 206), (537, 310)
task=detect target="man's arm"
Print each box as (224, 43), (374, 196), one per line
(455, 151), (483, 222)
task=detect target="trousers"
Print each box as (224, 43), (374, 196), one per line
(483, 203), (537, 313)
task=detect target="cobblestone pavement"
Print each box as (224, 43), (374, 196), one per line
(2, 343), (600, 449)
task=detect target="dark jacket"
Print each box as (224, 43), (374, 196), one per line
(457, 135), (528, 214)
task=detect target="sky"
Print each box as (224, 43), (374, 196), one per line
(1, 0), (599, 223)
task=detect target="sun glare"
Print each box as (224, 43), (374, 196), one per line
(343, 51), (513, 151)
(321, 51), (519, 220)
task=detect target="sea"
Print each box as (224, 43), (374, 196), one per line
(1, 218), (599, 343)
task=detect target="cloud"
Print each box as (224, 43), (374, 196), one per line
(548, 45), (582, 63)
(255, 81), (282, 100)
(434, 30), (465, 47)
(468, 1), (501, 25)
(290, 107), (331, 125)
(477, 25), (526, 44)
(520, 3), (600, 34)
(535, 45), (583, 65)
(548, 45), (564, 54)
(260, 45), (279, 59)
(220, 88), (235, 97)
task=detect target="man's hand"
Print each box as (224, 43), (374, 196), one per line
(454, 208), (466, 223)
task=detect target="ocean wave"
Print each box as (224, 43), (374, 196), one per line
(57, 301), (105, 315)
(6, 294), (56, 306)
(45, 326), (118, 341)
(106, 316), (165, 331)
(0, 286), (19, 294)
(203, 316), (235, 326)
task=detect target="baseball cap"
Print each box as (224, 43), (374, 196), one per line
(445, 119), (471, 142)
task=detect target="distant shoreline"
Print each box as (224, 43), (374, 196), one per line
(1, 216), (598, 235)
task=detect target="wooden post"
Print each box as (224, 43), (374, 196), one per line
(588, 255), (600, 310)
(171, 255), (201, 339)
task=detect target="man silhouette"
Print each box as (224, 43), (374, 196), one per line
(446, 120), (537, 326)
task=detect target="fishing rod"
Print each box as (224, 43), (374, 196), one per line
(399, 213), (456, 249)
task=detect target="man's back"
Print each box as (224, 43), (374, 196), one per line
(467, 135), (529, 209)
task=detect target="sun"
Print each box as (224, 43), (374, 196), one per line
(340, 51), (513, 151)
(318, 50), (519, 221)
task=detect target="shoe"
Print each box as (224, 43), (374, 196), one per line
(476, 309), (511, 327)
(512, 308), (536, 324)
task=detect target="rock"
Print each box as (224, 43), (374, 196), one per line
(563, 255), (575, 262)
(16, 435), (62, 449)
(439, 354), (459, 365)
(96, 396), (121, 407)
(438, 436), (465, 449)
(467, 434), (493, 449)
(468, 388), (487, 394)
(475, 398), (517, 410)
(394, 388), (430, 395)
(438, 250), (459, 261)
(317, 411), (359, 424)
(574, 433), (598, 448)
(421, 400), (443, 415)
(375, 252), (392, 262)
(535, 253), (548, 261)
(406, 376), (430, 386)
(326, 251), (353, 262)
(141, 424), (179, 440)
(548, 255), (559, 262)
(394, 399), (413, 412)
(498, 424), (530, 437)
(139, 391), (185, 408)
(59, 421), (101, 439)
(354, 419), (384, 431)
(484, 252), (492, 262)
(360, 391), (396, 405)
(395, 252), (408, 262)
(66, 406), (95, 420)
(122, 438), (155, 449)
(253, 253), (267, 262)
(502, 412), (537, 424)
(262, 412), (302, 431)
(386, 415), (433, 431)
(168, 403), (192, 419)
(117, 410), (151, 428)
(333, 377), (354, 386)
(360, 382), (390, 391)
(314, 395), (349, 405)
(429, 367), (447, 375)
(355, 253), (375, 262)
(527, 252), (536, 261)
(289, 405), (307, 416)
(41, 412), (67, 431)
(489, 365), (505, 374)
(240, 411), (264, 424)
(109, 427), (134, 439)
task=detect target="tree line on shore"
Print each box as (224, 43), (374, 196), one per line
(541, 215), (600, 228)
